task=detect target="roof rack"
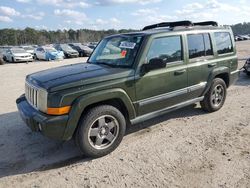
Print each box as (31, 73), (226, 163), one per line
(142, 20), (218, 31)
(194, 21), (218, 26)
(142, 21), (192, 31)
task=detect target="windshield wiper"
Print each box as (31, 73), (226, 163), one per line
(95, 62), (119, 68)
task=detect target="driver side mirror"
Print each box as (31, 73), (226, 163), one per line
(141, 58), (166, 74)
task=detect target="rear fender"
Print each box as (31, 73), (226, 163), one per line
(202, 66), (229, 96)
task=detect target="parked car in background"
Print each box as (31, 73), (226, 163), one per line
(54, 44), (79, 58)
(34, 46), (64, 61)
(239, 35), (250, 40)
(235, 35), (243, 41)
(0, 48), (7, 62)
(87, 43), (97, 50)
(21, 46), (35, 58)
(0, 49), (5, 65)
(4, 47), (33, 63)
(243, 58), (250, 75)
(68, 43), (93, 57)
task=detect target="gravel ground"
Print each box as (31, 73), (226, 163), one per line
(0, 42), (249, 188)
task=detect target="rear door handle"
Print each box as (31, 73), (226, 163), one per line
(208, 63), (216, 68)
(174, 69), (186, 75)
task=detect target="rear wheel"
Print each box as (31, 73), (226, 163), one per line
(200, 78), (227, 112)
(76, 105), (126, 158)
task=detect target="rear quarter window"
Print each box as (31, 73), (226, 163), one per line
(214, 32), (233, 54)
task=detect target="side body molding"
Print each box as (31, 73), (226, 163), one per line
(62, 88), (136, 140)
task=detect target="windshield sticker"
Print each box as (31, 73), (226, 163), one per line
(119, 42), (136, 49)
(121, 50), (127, 58)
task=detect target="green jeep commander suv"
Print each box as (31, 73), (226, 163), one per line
(17, 21), (239, 157)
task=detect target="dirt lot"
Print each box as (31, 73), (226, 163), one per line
(0, 42), (249, 188)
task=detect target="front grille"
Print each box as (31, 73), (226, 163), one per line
(25, 82), (39, 108)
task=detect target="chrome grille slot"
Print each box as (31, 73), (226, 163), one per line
(25, 82), (39, 109)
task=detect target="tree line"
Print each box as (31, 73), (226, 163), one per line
(0, 28), (137, 46)
(0, 22), (250, 46)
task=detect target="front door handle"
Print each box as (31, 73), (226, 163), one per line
(208, 63), (216, 68)
(174, 69), (186, 75)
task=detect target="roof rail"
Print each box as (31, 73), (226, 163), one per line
(142, 20), (218, 31)
(194, 21), (218, 26)
(142, 21), (193, 31)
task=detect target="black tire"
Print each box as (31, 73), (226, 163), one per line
(76, 105), (126, 158)
(200, 78), (227, 112)
(247, 72), (250, 76)
(34, 54), (38, 60)
(0, 58), (4, 65)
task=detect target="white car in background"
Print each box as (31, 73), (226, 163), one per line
(5, 47), (33, 63)
(34, 46), (64, 61)
(21, 46), (35, 58)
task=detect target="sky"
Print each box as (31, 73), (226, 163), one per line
(0, 0), (250, 30)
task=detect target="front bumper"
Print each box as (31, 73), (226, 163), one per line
(66, 53), (79, 58)
(16, 95), (69, 140)
(14, 57), (33, 62)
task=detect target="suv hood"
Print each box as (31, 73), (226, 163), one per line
(27, 63), (134, 92)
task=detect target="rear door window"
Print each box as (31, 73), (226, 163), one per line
(187, 34), (205, 59)
(204, 33), (213, 56)
(187, 33), (214, 59)
(214, 32), (233, 54)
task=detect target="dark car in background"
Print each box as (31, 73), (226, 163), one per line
(86, 42), (98, 50)
(68, 43), (93, 57)
(243, 58), (250, 75)
(0, 49), (6, 65)
(54, 44), (79, 58)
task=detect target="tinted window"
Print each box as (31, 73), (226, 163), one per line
(215, 32), (233, 54)
(147, 36), (182, 63)
(188, 33), (213, 59)
(188, 34), (205, 58)
(204, 34), (213, 56)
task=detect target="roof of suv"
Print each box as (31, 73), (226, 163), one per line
(107, 21), (232, 38)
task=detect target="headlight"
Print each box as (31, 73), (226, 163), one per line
(25, 81), (48, 113)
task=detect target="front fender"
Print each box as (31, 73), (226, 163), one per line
(62, 88), (136, 140)
(202, 66), (230, 96)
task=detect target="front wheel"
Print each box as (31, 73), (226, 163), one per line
(200, 78), (227, 112)
(76, 105), (126, 158)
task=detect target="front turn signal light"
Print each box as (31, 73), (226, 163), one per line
(47, 106), (71, 115)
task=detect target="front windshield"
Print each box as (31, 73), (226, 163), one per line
(88, 35), (143, 67)
(76, 44), (91, 51)
(45, 47), (57, 52)
(11, 48), (26, 53)
(24, 47), (34, 51)
(61, 44), (73, 51)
